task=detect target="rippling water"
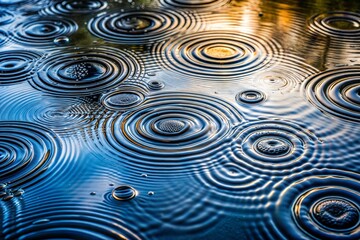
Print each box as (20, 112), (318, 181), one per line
(1, 0), (360, 239)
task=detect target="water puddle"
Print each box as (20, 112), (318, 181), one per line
(0, 0), (360, 239)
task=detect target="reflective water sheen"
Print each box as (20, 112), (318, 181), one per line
(0, 0), (360, 239)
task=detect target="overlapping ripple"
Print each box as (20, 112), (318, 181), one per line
(272, 170), (360, 239)
(308, 11), (360, 40)
(88, 9), (203, 44)
(252, 55), (319, 92)
(3, 198), (142, 239)
(41, 0), (108, 16)
(194, 151), (271, 215)
(0, 121), (60, 188)
(154, 30), (281, 79)
(100, 176), (220, 238)
(0, 87), (98, 134)
(0, 0), (27, 5)
(0, 9), (14, 25)
(0, 50), (41, 85)
(10, 16), (78, 48)
(236, 90), (266, 104)
(92, 92), (243, 174)
(30, 47), (143, 96)
(230, 119), (321, 176)
(0, 29), (8, 46)
(303, 67), (360, 122)
(159, 0), (230, 10)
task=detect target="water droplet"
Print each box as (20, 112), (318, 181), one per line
(148, 80), (165, 90)
(148, 191), (154, 196)
(112, 185), (137, 201)
(236, 90), (265, 104)
(54, 36), (70, 46)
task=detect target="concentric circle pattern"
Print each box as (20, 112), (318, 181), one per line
(41, 0), (108, 16)
(10, 16), (78, 48)
(303, 67), (360, 122)
(94, 92), (243, 173)
(111, 185), (137, 201)
(273, 171), (360, 239)
(0, 121), (60, 188)
(308, 11), (360, 40)
(159, 0), (230, 10)
(30, 47), (143, 96)
(101, 86), (147, 111)
(148, 80), (164, 90)
(236, 90), (265, 104)
(0, 50), (41, 85)
(155, 30), (281, 79)
(231, 119), (320, 176)
(252, 55), (319, 92)
(88, 9), (203, 44)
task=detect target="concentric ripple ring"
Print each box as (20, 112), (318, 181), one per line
(10, 16), (78, 48)
(308, 11), (360, 39)
(159, 0), (230, 10)
(272, 170), (360, 239)
(303, 67), (360, 122)
(155, 30), (281, 79)
(88, 9), (203, 44)
(0, 121), (60, 188)
(0, 50), (41, 85)
(30, 47), (143, 96)
(230, 119), (320, 176)
(94, 92), (244, 173)
(41, 0), (108, 16)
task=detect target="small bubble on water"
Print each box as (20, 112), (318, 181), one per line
(90, 192), (96, 195)
(54, 36), (70, 46)
(141, 173), (148, 177)
(148, 191), (155, 196)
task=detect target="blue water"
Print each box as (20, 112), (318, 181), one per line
(0, 0), (360, 239)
